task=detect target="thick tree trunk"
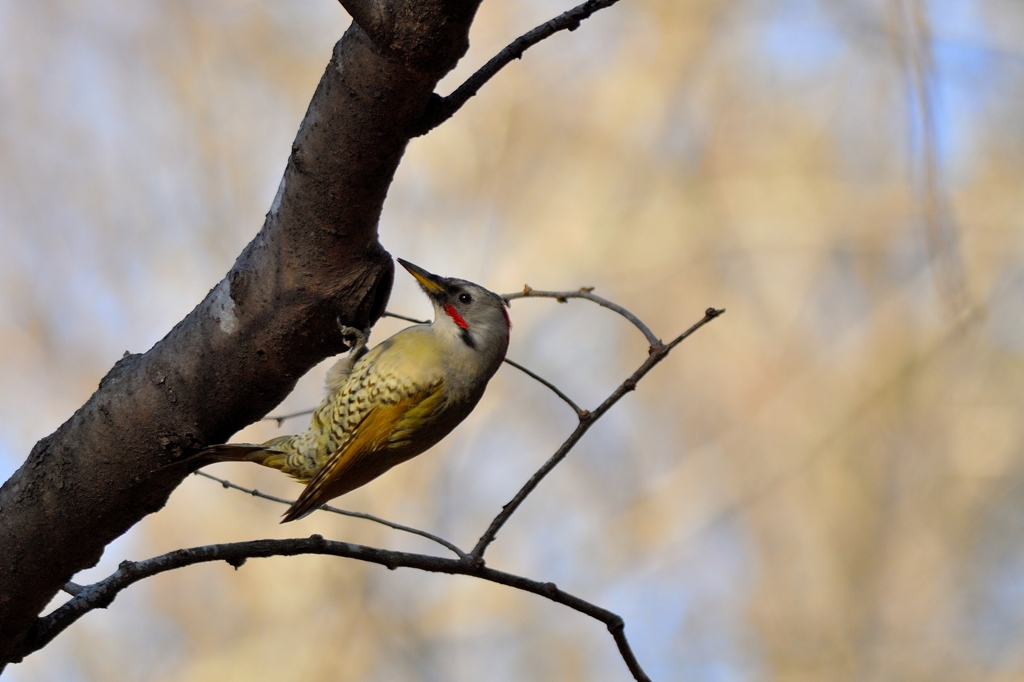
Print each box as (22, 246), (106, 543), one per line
(0, 0), (480, 665)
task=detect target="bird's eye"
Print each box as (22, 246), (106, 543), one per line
(458, 293), (473, 304)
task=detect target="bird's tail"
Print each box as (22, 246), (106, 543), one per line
(182, 436), (291, 471)
(195, 443), (276, 466)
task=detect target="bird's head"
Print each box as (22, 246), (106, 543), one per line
(398, 259), (511, 363)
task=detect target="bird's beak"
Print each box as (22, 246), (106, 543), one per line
(397, 259), (447, 296)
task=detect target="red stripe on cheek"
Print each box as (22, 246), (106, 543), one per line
(444, 303), (469, 330)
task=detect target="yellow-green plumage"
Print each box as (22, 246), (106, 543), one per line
(265, 330), (459, 520)
(199, 260), (511, 522)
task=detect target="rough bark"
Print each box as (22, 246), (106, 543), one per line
(0, 0), (481, 665)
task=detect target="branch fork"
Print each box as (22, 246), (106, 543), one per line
(4, 0), (703, 674)
(33, 289), (721, 682)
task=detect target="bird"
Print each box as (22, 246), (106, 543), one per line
(198, 259), (511, 522)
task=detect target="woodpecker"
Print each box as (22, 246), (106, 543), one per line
(200, 259), (511, 522)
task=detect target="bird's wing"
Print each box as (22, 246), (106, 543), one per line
(281, 381), (446, 522)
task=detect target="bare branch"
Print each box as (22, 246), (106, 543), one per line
(666, 308), (727, 351)
(336, 0), (386, 47)
(502, 357), (584, 417)
(503, 286), (662, 348)
(262, 409), (316, 427)
(22, 537), (650, 682)
(35, 299), (716, 682)
(383, 308), (583, 413)
(260, 298), (722, 562)
(60, 583), (84, 597)
(415, 0), (628, 135)
(0, 0), (485, 651)
(265, 309), (582, 423)
(382, 311), (428, 325)
(196, 299), (717, 682)
(470, 307), (724, 559)
(193, 471), (466, 559)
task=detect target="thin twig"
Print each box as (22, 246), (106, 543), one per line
(414, 0), (627, 135)
(382, 311), (428, 325)
(470, 308), (724, 559)
(188, 296), (719, 682)
(503, 286), (662, 349)
(503, 357), (584, 417)
(262, 409), (315, 426)
(265, 309), (580, 423)
(261, 299), (723, 560)
(24, 537), (650, 682)
(665, 308), (725, 351)
(193, 471), (466, 559)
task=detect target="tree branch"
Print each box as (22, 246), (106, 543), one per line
(337, 0), (387, 47)
(505, 286), (663, 348)
(381, 310), (429, 325)
(0, 0), (487, 663)
(264, 308), (585, 423)
(21, 294), (717, 682)
(0, 0), (700, 668)
(471, 307), (724, 558)
(415, 0), (628, 135)
(263, 297), (723, 562)
(502, 357), (584, 416)
(18, 537), (651, 682)
(264, 409), (320, 427)
(192, 471), (467, 558)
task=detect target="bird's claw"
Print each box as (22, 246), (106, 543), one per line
(336, 321), (370, 358)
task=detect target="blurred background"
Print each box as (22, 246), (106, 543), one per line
(2, 0), (1024, 679)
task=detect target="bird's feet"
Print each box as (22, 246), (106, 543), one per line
(325, 323), (372, 391)
(336, 322), (370, 360)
